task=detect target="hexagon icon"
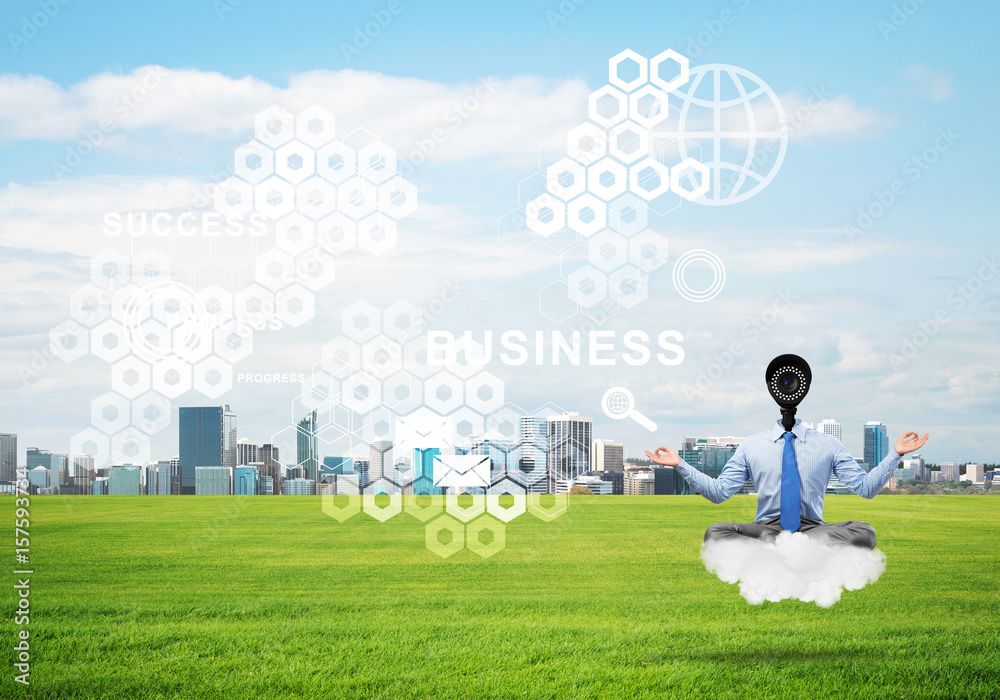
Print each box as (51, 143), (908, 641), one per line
(109, 283), (141, 323)
(295, 176), (338, 221)
(377, 176), (417, 219)
(567, 264), (608, 308)
(629, 157), (671, 201)
(132, 250), (171, 284)
(90, 250), (131, 289)
(233, 140), (275, 184)
(254, 105), (295, 149)
(586, 157), (628, 202)
(110, 427), (150, 466)
(608, 192), (649, 236)
(357, 141), (397, 184)
(609, 49), (648, 92)
(609, 265), (649, 309)
(316, 211), (357, 255)
(650, 49), (690, 93)
(546, 157), (586, 201)
(254, 177), (296, 220)
(273, 284), (315, 328)
(274, 140), (316, 184)
(424, 371), (464, 414)
(91, 390), (130, 435)
(71, 427), (110, 471)
(342, 300), (381, 336)
(131, 391), (172, 434)
(566, 122), (608, 166)
(337, 176), (378, 220)
(404, 493), (443, 523)
(588, 86), (628, 128)
(629, 85), (670, 128)
(671, 157), (711, 201)
(360, 334), (402, 379)
(295, 106), (336, 149)
(451, 406), (485, 441)
(49, 320), (89, 363)
(426, 514), (464, 558)
(111, 356), (152, 399)
(212, 323), (254, 363)
(340, 371), (381, 414)
(294, 250), (336, 292)
(465, 371), (504, 414)
(363, 479), (403, 522)
(275, 213), (317, 257)
(70, 283), (111, 327)
(193, 356), (233, 398)
(588, 231), (630, 272)
(215, 176), (255, 218)
(528, 492), (569, 521)
(609, 121), (649, 164)
(525, 193), (566, 237)
(90, 319), (129, 363)
(629, 229), (670, 272)
(356, 213), (398, 255)
(196, 285), (234, 326)
(382, 300), (423, 344)
(497, 208), (536, 253)
(538, 279), (579, 323)
(320, 335), (361, 378)
(255, 248), (296, 291)
(446, 490), (486, 523)
(234, 283), (277, 321)
(151, 358), (193, 398)
(487, 479), (527, 523)
(382, 371), (423, 414)
(317, 140), (358, 185)
(322, 489), (362, 523)
(466, 516), (505, 558)
(566, 193), (607, 237)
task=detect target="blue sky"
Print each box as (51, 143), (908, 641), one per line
(1, 0), (998, 467)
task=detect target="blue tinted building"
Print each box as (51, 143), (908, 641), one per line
(322, 456), (352, 476)
(234, 466), (259, 495)
(179, 405), (237, 494)
(412, 447), (440, 495)
(864, 422), (889, 469)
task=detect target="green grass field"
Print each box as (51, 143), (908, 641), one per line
(4, 495), (999, 699)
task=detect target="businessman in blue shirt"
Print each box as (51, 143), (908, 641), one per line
(645, 422), (929, 549)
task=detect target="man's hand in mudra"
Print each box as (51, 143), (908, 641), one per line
(895, 431), (929, 455)
(644, 446), (680, 467)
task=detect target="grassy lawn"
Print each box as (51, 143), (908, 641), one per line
(4, 495), (998, 699)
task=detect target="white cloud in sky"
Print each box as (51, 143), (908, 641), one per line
(899, 64), (953, 102)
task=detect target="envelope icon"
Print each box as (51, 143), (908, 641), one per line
(394, 411), (454, 455)
(433, 454), (490, 490)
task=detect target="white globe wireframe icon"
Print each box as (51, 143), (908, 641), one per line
(654, 63), (787, 205)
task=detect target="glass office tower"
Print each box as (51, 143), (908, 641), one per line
(178, 405), (237, 494)
(864, 421), (889, 469)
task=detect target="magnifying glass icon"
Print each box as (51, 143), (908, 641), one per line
(601, 386), (657, 432)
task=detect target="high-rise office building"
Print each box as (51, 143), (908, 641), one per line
(624, 471), (655, 495)
(678, 437), (742, 480)
(863, 422), (889, 469)
(195, 466), (232, 495)
(145, 462), (171, 495)
(653, 467), (688, 495)
(818, 419), (843, 442)
(353, 457), (370, 487)
(297, 410), (318, 482)
(108, 466), (141, 495)
(467, 434), (517, 481)
(940, 462), (960, 482)
(284, 478), (316, 495)
(519, 415), (548, 492)
(903, 453), (926, 481)
(546, 412), (592, 494)
(0, 433), (16, 483)
(74, 454), (95, 494)
(322, 456), (352, 475)
(592, 440), (624, 473)
(234, 466), (259, 495)
(28, 466), (50, 492)
(369, 440), (392, 485)
(27, 447), (63, 472)
(967, 464), (985, 484)
(237, 438), (259, 466)
(179, 405), (237, 494)
(412, 447), (441, 495)
(259, 444), (280, 495)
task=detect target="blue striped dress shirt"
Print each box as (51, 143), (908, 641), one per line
(676, 418), (902, 522)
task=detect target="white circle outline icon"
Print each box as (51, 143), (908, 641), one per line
(672, 249), (725, 302)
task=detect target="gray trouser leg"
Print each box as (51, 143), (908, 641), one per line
(799, 519), (877, 549)
(704, 519), (782, 543)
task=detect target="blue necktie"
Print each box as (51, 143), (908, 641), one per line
(780, 432), (801, 532)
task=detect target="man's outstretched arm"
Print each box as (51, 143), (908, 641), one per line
(645, 444), (750, 504)
(833, 431), (930, 498)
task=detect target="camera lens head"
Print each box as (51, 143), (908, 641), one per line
(766, 354), (811, 408)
